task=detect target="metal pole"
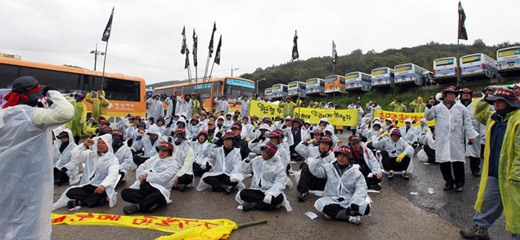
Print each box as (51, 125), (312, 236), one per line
(94, 44), (98, 71)
(101, 40), (109, 91)
(456, 39), (460, 88)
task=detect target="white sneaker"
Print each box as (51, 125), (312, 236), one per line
(348, 215), (361, 225)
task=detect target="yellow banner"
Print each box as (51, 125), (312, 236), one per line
(373, 109), (435, 127)
(51, 213), (237, 240)
(249, 100), (358, 126)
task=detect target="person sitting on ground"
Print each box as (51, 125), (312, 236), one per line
(399, 118), (419, 148)
(313, 145), (371, 225)
(237, 142), (291, 212)
(186, 116), (203, 138)
(53, 129), (79, 186)
(131, 126), (163, 167)
(170, 128), (195, 192)
(224, 112), (234, 129)
(419, 126), (436, 164)
(348, 136), (382, 191)
(190, 130), (213, 176)
(197, 132), (244, 193)
(53, 134), (119, 211)
(364, 120), (383, 149)
(112, 130), (134, 184)
(372, 128), (414, 179)
(121, 142), (178, 215)
(295, 136), (336, 202)
(382, 118), (393, 132)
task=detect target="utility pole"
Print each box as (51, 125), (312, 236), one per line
(90, 44), (104, 71)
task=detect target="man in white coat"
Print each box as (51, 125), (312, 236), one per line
(214, 95), (230, 116)
(234, 95), (251, 116)
(112, 130), (134, 183)
(177, 94), (193, 119)
(146, 94), (164, 122)
(0, 76), (74, 240)
(372, 128), (415, 179)
(53, 134), (120, 211)
(313, 146), (371, 225)
(53, 129), (80, 186)
(425, 86), (478, 192)
(236, 142), (291, 212)
(399, 118), (419, 147)
(460, 88), (486, 177)
(170, 128), (195, 191)
(121, 142), (178, 214)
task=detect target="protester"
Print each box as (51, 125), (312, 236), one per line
(214, 95), (230, 115)
(372, 128), (414, 179)
(170, 128), (195, 191)
(85, 90), (109, 122)
(460, 88), (486, 177)
(178, 93), (194, 119)
(53, 129), (80, 186)
(146, 94), (164, 122)
(112, 130), (134, 183)
(399, 118), (418, 147)
(410, 97), (426, 113)
(237, 142), (291, 212)
(53, 134), (119, 211)
(121, 142), (178, 214)
(313, 146), (371, 224)
(425, 86), (478, 192)
(348, 136), (382, 191)
(0, 76), (74, 239)
(278, 96), (301, 118)
(164, 93), (177, 123)
(389, 99), (407, 112)
(460, 88), (520, 239)
(234, 95), (251, 116)
(131, 125), (164, 166)
(66, 93), (87, 144)
(190, 130), (214, 176)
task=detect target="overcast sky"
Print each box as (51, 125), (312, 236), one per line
(0, 0), (518, 84)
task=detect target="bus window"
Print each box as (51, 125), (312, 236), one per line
(0, 64), (19, 88)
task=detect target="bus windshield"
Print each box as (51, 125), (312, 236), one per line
(325, 77), (336, 82)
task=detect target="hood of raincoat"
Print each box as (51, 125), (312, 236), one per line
(92, 134), (114, 154)
(319, 117), (330, 125)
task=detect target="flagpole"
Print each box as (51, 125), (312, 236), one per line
(101, 40), (109, 91)
(209, 60), (215, 80)
(456, 39), (460, 88)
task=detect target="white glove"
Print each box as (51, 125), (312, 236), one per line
(211, 137), (220, 144)
(248, 152), (257, 159)
(367, 173), (373, 178)
(200, 162), (207, 170)
(263, 194), (273, 204)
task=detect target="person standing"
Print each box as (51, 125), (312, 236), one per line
(66, 93), (87, 144)
(177, 93), (194, 119)
(0, 76), (74, 240)
(425, 86), (478, 192)
(214, 95), (230, 116)
(460, 88), (520, 240)
(410, 97), (426, 113)
(389, 99), (407, 112)
(146, 94), (164, 122)
(278, 96), (301, 118)
(460, 88), (486, 177)
(234, 95), (251, 116)
(85, 90), (109, 122)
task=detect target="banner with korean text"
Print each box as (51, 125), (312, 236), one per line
(51, 213), (237, 240)
(373, 109), (435, 127)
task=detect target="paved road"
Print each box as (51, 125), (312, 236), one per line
(51, 132), (510, 239)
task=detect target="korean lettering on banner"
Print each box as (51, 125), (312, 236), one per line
(249, 100), (284, 118)
(373, 109), (435, 127)
(0, 89), (11, 108)
(294, 108), (358, 127)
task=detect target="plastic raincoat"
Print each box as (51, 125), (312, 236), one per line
(131, 126), (164, 158)
(214, 98), (230, 115)
(372, 135), (415, 172)
(85, 90), (109, 122)
(295, 142), (336, 176)
(473, 100), (520, 234)
(146, 98), (164, 121)
(177, 97), (193, 119)
(399, 125), (418, 145)
(278, 99), (302, 118)
(0, 90), (74, 240)
(389, 101), (407, 113)
(196, 143), (243, 191)
(235, 96), (251, 116)
(236, 154), (292, 212)
(129, 155), (178, 204)
(114, 143), (134, 182)
(53, 129), (80, 185)
(171, 140), (195, 185)
(464, 102), (485, 158)
(188, 140), (214, 170)
(410, 100), (426, 113)
(66, 100), (87, 138)
(52, 134), (120, 210)
(425, 102), (478, 163)
(312, 163), (370, 214)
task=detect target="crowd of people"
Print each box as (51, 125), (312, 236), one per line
(1, 75), (520, 239)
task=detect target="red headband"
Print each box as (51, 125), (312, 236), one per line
(160, 143), (173, 152)
(2, 84), (41, 109)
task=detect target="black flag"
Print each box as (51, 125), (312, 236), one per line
(292, 30), (299, 60)
(332, 41), (338, 65)
(184, 47), (190, 69)
(458, 2), (468, 40)
(181, 26), (187, 54)
(193, 29), (198, 67)
(214, 35), (222, 65)
(101, 7), (114, 42)
(209, 22), (217, 57)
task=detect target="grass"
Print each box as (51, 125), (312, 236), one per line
(301, 76), (520, 111)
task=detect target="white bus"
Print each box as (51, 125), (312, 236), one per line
(264, 87), (273, 100)
(345, 71), (372, 92)
(305, 78), (326, 96)
(460, 53), (498, 79)
(271, 84), (288, 100)
(288, 81), (307, 98)
(497, 46), (520, 75)
(371, 67), (395, 88)
(394, 63), (429, 86)
(433, 57), (458, 83)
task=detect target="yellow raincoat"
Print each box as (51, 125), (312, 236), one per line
(474, 99), (520, 234)
(279, 99), (301, 118)
(85, 90), (109, 122)
(389, 101), (407, 112)
(410, 98), (426, 113)
(65, 100), (87, 137)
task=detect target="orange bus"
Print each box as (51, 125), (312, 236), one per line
(324, 74), (346, 94)
(0, 57), (147, 120)
(153, 76), (256, 112)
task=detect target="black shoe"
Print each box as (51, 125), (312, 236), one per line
(178, 184), (186, 192)
(221, 184), (234, 194)
(455, 184), (464, 192)
(460, 225), (490, 239)
(368, 184), (382, 191)
(67, 199), (81, 211)
(123, 204), (140, 215)
(242, 202), (255, 211)
(443, 182), (454, 191)
(298, 191), (309, 202)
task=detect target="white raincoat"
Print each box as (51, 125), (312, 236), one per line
(177, 97), (193, 119)
(399, 125), (418, 145)
(312, 163), (370, 214)
(146, 98), (164, 121)
(52, 134), (120, 210)
(0, 90), (74, 240)
(186, 121), (204, 138)
(249, 139), (291, 167)
(295, 142), (336, 176)
(464, 102), (485, 158)
(129, 155), (178, 203)
(188, 140), (214, 169)
(131, 126), (164, 158)
(164, 96), (175, 118)
(114, 143), (134, 182)
(235, 154), (292, 212)
(372, 135), (415, 172)
(53, 128), (80, 185)
(354, 146), (382, 174)
(425, 102), (478, 163)
(214, 98), (230, 115)
(196, 144), (243, 191)
(172, 140), (195, 185)
(235, 96), (251, 116)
